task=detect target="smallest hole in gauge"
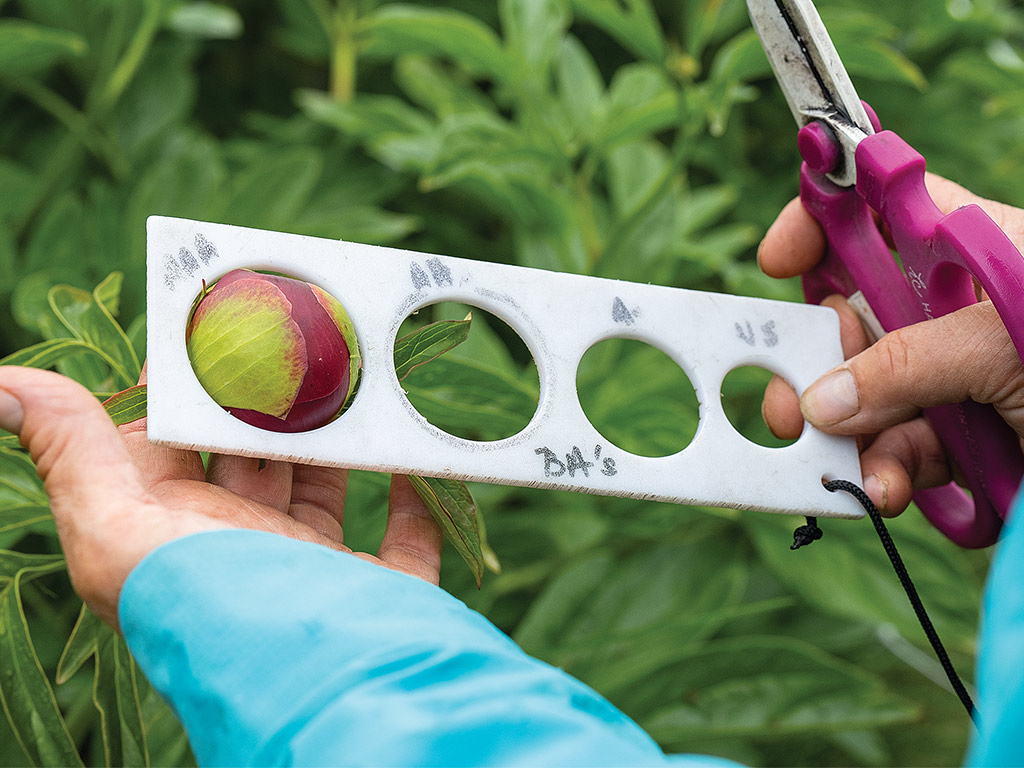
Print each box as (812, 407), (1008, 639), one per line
(721, 366), (798, 448)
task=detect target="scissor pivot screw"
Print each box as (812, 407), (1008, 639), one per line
(798, 122), (840, 176)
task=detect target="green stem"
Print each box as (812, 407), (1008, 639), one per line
(307, 0), (358, 102)
(87, 0), (131, 109)
(573, 158), (603, 270)
(330, 2), (358, 103)
(95, 0), (162, 114)
(7, 78), (130, 180)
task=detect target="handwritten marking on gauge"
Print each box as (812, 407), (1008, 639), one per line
(612, 297), (635, 325)
(178, 247), (199, 276)
(194, 233), (218, 264)
(593, 444), (618, 476)
(735, 320), (780, 347)
(411, 258), (455, 290)
(536, 445), (617, 478)
(162, 253), (184, 289)
(426, 257), (453, 286)
(410, 263), (430, 290)
(161, 234), (220, 290)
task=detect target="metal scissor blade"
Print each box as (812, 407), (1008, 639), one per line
(747, 0), (874, 186)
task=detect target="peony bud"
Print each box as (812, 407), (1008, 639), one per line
(186, 269), (360, 432)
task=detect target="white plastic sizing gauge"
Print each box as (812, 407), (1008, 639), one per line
(147, 216), (864, 520)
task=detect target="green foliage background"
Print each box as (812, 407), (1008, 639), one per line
(2, 0), (1024, 765)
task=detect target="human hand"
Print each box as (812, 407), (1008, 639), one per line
(758, 173), (1024, 515)
(0, 365), (443, 629)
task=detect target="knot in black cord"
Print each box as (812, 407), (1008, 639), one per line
(791, 517), (823, 549)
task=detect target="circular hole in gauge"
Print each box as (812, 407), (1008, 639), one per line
(394, 301), (540, 441)
(576, 338), (699, 457)
(185, 268), (362, 433)
(720, 366), (798, 448)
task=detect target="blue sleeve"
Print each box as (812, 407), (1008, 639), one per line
(967, 491), (1024, 766)
(118, 530), (736, 768)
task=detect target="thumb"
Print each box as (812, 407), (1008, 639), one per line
(0, 366), (149, 624)
(0, 366), (145, 509)
(800, 302), (1024, 436)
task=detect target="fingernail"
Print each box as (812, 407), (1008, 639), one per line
(864, 473), (887, 512)
(0, 388), (24, 435)
(802, 368), (859, 426)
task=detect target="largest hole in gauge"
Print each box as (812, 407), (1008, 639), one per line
(576, 338), (699, 457)
(394, 301), (540, 441)
(185, 268), (362, 433)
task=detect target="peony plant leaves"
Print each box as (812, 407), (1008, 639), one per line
(394, 314), (471, 382)
(57, 605), (148, 768)
(1, 273), (141, 393)
(633, 637), (918, 744)
(0, 338), (97, 369)
(102, 385), (148, 427)
(407, 475), (485, 587)
(0, 554), (84, 768)
(0, 20), (87, 77)
(48, 273), (142, 391)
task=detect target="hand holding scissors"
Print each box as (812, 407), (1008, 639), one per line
(748, 0), (1024, 547)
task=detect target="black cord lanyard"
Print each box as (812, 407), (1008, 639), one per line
(791, 479), (978, 726)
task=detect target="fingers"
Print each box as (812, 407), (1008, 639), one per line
(0, 367), (146, 520)
(206, 454), (293, 512)
(757, 197), (826, 279)
(762, 295), (873, 440)
(374, 476), (442, 585)
(0, 367), (152, 625)
(923, 173), (986, 215)
(758, 176), (1024, 520)
(925, 172), (1024, 251)
(131, 358), (349, 545)
(800, 302), (1024, 437)
(823, 293), (876, 358)
(762, 375), (803, 440)
(858, 418), (952, 516)
(759, 176), (1024, 286)
(287, 465), (348, 544)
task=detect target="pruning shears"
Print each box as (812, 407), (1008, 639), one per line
(747, 0), (1024, 547)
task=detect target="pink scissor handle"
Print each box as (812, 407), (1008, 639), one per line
(798, 130), (1024, 547)
(855, 131), (1024, 357)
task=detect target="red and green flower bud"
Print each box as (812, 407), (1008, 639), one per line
(186, 269), (361, 432)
